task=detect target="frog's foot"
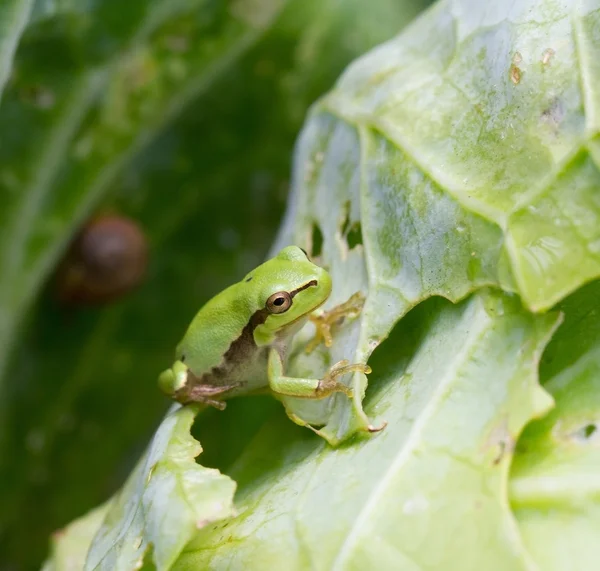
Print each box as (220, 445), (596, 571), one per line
(316, 359), (371, 398)
(285, 410), (323, 435)
(177, 382), (244, 411)
(287, 399), (386, 438)
(306, 292), (365, 354)
(367, 420), (388, 433)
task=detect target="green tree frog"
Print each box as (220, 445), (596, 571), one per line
(158, 245), (369, 428)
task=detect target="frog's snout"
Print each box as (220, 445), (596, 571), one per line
(158, 360), (188, 395)
(158, 368), (176, 395)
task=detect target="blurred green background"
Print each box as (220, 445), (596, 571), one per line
(0, 0), (433, 569)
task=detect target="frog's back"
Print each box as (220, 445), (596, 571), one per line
(176, 282), (252, 378)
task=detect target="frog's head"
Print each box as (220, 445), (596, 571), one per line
(246, 245), (332, 345)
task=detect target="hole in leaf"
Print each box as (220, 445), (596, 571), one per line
(581, 423), (597, 439)
(311, 223), (323, 258)
(340, 201), (363, 249)
(346, 222), (363, 249)
(341, 203), (351, 236)
(364, 297), (446, 403)
(571, 422), (599, 442)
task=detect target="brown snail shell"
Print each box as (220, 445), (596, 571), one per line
(56, 215), (148, 305)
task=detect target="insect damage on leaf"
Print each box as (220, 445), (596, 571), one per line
(541, 47), (555, 66)
(510, 52), (523, 85)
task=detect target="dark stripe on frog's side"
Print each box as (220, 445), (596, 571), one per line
(207, 279), (318, 377)
(176, 279), (318, 402)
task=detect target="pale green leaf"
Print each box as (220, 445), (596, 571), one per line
(175, 293), (559, 570)
(275, 0), (600, 441)
(84, 405), (236, 571)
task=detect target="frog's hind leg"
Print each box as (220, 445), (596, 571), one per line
(268, 348), (370, 399)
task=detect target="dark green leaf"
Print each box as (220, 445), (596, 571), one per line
(0, 0), (428, 567)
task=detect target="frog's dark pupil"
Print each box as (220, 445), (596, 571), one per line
(273, 297), (285, 306)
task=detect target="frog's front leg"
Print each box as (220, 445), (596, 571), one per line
(267, 348), (371, 399)
(158, 360), (241, 410)
(305, 291), (365, 353)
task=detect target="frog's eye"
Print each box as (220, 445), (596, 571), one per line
(266, 291), (292, 314)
